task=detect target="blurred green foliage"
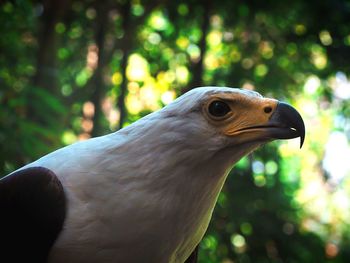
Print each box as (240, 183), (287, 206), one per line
(1, 0), (350, 262)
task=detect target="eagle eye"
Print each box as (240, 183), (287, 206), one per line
(208, 100), (231, 118)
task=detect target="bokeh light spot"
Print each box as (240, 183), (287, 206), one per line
(240, 222), (253, 235)
(294, 24), (307, 35)
(254, 64), (269, 77)
(177, 4), (188, 16)
(231, 234), (246, 253)
(319, 30), (332, 46)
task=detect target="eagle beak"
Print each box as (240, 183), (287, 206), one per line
(267, 102), (305, 148)
(223, 97), (305, 148)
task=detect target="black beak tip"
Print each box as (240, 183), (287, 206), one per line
(273, 102), (305, 149)
(295, 108), (305, 149)
(300, 132), (305, 149)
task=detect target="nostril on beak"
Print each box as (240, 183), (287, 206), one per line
(264, 106), (272, 114)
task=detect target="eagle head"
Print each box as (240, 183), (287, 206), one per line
(139, 87), (305, 168)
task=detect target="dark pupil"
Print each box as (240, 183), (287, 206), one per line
(208, 101), (230, 117)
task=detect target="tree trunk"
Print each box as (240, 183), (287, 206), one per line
(29, 0), (71, 126)
(186, 0), (211, 93)
(33, 0), (71, 93)
(90, 3), (109, 137)
(117, 0), (132, 129)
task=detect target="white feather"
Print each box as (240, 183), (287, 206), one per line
(21, 87), (263, 263)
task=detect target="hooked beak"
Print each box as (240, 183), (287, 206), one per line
(267, 102), (305, 148)
(230, 101), (305, 148)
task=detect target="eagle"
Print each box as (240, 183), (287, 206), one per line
(0, 87), (305, 263)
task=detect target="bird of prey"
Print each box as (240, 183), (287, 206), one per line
(0, 87), (305, 263)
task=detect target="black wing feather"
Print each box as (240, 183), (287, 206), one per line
(0, 167), (66, 262)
